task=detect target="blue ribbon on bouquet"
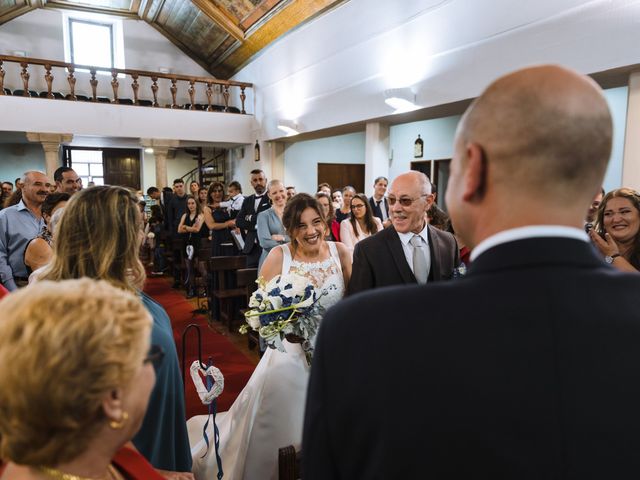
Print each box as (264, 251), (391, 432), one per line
(201, 360), (224, 479)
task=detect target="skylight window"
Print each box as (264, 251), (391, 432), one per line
(70, 19), (114, 68)
(63, 12), (125, 72)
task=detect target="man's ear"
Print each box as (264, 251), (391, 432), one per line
(462, 143), (488, 203)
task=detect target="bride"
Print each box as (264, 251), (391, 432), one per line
(191, 193), (352, 480)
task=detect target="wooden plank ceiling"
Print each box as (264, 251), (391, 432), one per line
(0, 0), (346, 78)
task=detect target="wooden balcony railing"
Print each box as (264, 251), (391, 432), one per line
(0, 55), (252, 114)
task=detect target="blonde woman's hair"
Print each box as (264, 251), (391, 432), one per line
(41, 185), (145, 291)
(0, 278), (152, 465)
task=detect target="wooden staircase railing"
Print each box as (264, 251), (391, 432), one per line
(0, 54), (252, 114)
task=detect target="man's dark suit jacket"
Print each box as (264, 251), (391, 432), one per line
(368, 196), (389, 223)
(165, 193), (186, 239)
(303, 237), (640, 479)
(235, 194), (271, 255)
(348, 224), (460, 295)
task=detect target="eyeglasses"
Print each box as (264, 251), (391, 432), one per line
(351, 203), (366, 210)
(144, 344), (165, 369)
(387, 194), (429, 207)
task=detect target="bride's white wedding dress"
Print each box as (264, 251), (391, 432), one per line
(189, 242), (344, 480)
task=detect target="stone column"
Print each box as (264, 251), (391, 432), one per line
(25, 133), (73, 180)
(623, 71), (640, 188)
(154, 147), (169, 189)
(364, 122), (390, 196)
(141, 139), (180, 189)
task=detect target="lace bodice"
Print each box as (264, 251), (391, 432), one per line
(280, 242), (345, 314)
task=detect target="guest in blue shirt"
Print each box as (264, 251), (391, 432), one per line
(0, 171), (49, 290)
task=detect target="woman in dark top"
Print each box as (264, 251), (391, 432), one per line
(204, 182), (238, 257)
(203, 182), (239, 321)
(178, 195), (205, 297)
(178, 195), (204, 251)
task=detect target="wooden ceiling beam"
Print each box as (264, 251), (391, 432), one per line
(189, 0), (244, 42)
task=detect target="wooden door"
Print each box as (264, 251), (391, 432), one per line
(102, 148), (141, 189)
(317, 163), (365, 193)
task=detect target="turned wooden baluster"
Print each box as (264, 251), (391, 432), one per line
(111, 70), (119, 104)
(240, 86), (246, 114)
(131, 73), (139, 105)
(223, 85), (230, 112)
(20, 62), (30, 96)
(151, 76), (159, 107)
(89, 69), (98, 101)
(188, 80), (195, 110)
(0, 61), (5, 95)
(206, 82), (213, 111)
(67, 66), (77, 100)
(44, 64), (54, 99)
(170, 78), (178, 108)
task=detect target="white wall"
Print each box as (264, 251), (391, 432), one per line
(251, 85), (628, 198)
(602, 86), (628, 191)
(282, 132), (366, 195)
(388, 115), (461, 181)
(0, 144), (46, 183)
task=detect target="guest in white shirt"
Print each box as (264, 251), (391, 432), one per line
(340, 193), (382, 252)
(216, 181), (245, 218)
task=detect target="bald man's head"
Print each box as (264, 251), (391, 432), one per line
(457, 65), (612, 197)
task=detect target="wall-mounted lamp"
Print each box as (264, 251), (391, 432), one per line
(384, 88), (418, 112)
(277, 119), (300, 136)
(144, 147), (154, 154)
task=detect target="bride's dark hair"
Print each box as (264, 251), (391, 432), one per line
(282, 194), (327, 252)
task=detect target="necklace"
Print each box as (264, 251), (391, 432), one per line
(38, 465), (117, 480)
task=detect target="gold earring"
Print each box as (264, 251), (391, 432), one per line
(109, 411), (129, 430)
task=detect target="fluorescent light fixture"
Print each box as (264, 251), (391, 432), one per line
(277, 119), (300, 136)
(144, 148), (154, 154)
(384, 88), (418, 113)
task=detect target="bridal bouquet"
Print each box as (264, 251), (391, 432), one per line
(239, 273), (327, 365)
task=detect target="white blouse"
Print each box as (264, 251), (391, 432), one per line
(339, 217), (383, 251)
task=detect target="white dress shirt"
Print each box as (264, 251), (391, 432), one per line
(471, 225), (589, 262)
(218, 193), (245, 214)
(397, 222), (431, 280)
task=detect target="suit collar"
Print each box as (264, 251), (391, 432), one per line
(385, 227), (416, 283)
(397, 222), (429, 246)
(471, 225), (588, 261)
(469, 237), (603, 276)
